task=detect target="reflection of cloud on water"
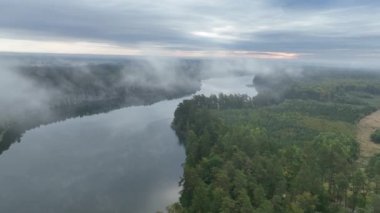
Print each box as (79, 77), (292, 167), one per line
(197, 76), (257, 97)
(0, 75), (257, 213)
(147, 183), (182, 213)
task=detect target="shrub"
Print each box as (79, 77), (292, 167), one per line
(371, 129), (380, 144)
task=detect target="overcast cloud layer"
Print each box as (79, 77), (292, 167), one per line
(0, 0), (379, 63)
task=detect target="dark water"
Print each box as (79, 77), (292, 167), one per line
(0, 76), (256, 213)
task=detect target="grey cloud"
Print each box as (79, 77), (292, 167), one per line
(227, 32), (380, 52)
(0, 0), (379, 63)
(270, 0), (380, 10)
(0, 0), (190, 44)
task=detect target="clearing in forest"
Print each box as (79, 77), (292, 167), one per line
(357, 110), (380, 162)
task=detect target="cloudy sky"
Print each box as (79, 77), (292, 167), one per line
(0, 0), (379, 62)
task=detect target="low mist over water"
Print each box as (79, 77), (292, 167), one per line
(0, 75), (256, 213)
(1, 0), (379, 211)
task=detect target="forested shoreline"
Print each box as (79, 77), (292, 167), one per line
(0, 60), (201, 155)
(171, 69), (380, 212)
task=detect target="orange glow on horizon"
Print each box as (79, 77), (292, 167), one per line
(0, 38), (299, 60)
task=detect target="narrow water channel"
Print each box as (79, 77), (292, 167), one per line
(0, 75), (257, 213)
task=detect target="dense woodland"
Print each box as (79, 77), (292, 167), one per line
(0, 60), (201, 155)
(171, 69), (380, 212)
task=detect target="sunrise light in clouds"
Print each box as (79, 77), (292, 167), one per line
(0, 38), (299, 59)
(2, 1), (380, 213)
(0, 0), (379, 63)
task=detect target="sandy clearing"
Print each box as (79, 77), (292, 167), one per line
(357, 110), (380, 162)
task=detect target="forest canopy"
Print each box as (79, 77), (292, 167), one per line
(171, 69), (380, 213)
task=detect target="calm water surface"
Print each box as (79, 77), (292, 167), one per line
(0, 76), (257, 213)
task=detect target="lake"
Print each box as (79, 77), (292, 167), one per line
(0, 75), (257, 213)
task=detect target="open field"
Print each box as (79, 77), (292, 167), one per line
(357, 110), (380, 163)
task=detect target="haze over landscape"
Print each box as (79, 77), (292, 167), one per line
(1, 0), (380, 213)
(0, 0), (379, 65)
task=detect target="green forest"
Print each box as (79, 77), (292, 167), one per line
(170, 69), (380, 212)
(0, 61), (201, 155)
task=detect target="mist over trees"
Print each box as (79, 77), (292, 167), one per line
(0, 55), (268, 155)
(0, 58), (202, 155)
(171, 69), (380, 212)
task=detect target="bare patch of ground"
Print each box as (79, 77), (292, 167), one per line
(357, 110), (380, 162)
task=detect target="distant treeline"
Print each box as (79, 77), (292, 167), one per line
(0, 60), (202, 155)
(170, 68), (380, 212)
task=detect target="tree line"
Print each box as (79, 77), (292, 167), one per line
(170, 69), (380, 212)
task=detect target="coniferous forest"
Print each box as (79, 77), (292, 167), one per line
(170, 69), (380, 212)
(2, 0), (380, 212)
(0, 60), (201, 155)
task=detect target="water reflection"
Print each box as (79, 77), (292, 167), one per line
(0, 75), (256, 213)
